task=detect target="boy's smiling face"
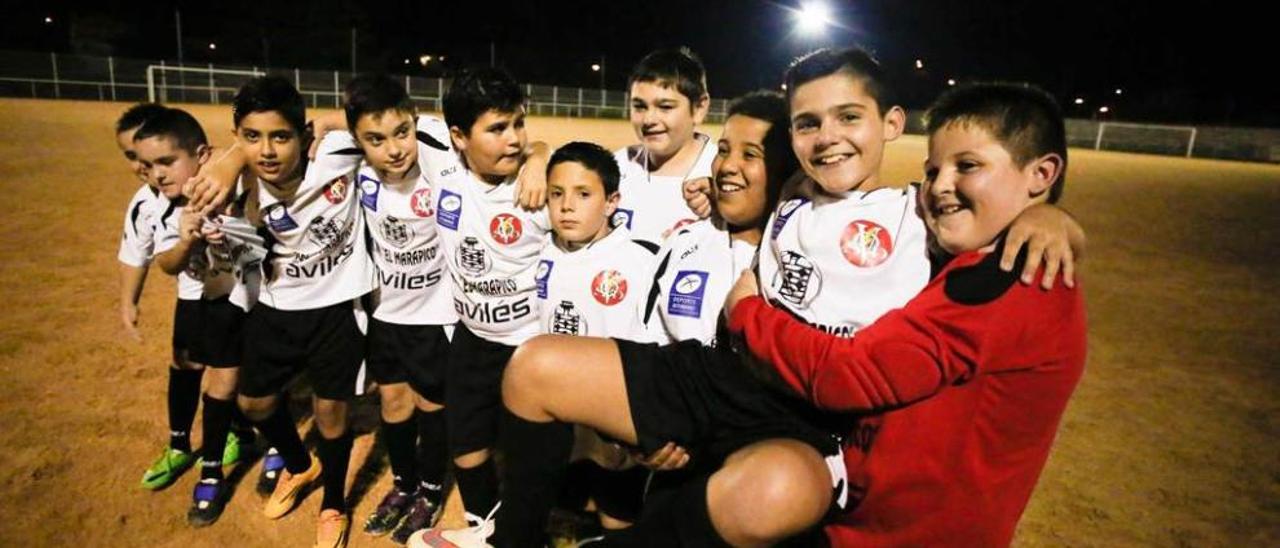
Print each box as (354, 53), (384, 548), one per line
(116, 127), (151, 186)
(712, 114), (773, 229)
(922, 123), (1058, 255)
(789, 73), (903, 195)
(629, 80), (707, 161)
(354, 109), (418, 181)
(134, 135), (207, 200)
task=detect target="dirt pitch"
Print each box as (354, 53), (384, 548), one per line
(0, 99), (1276, 547)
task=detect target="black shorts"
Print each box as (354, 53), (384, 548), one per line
(367, 318), (451, 403)
(240, 301), (366, 401)
(615, 338), (842, 463)
(444, 323), (516, 458)
(188, 297), (246, 368)
(171, 298), (201, 356)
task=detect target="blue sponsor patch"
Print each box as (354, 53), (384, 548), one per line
(770, 197), (810, 240)
(264, 204), (298, 232)
(611, 208), (634, 230)
(535, 259), (554, 299)
(668, 270), (710, 318)
(437, 189), (462, 230)
(359, 174), (380, 211)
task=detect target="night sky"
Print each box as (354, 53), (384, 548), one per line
(5, 0), (1271, 126)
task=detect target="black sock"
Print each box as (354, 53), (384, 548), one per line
(318, 433), (354, 512)
(491, 410), (574, 548)
(382, 417), (418, 493)
(251, 403), (310, 474)
(454, 458), (499, 520)
(416, 408), (448, 502)
(229, 403), (256, 441)
(603, 473), (728, 547)
(167, 368), (204, 452)
(199, 394), (235, 480)
(591, 467), (650, 524)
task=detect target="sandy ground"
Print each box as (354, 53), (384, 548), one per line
(0, 99), (1276, 547)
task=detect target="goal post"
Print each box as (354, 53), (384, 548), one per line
(1095, 121), (1199, 158)
(146, 64), (265, 104)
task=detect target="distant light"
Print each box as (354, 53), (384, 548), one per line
(591, 63), (601, 72)
(419, 54), (431, 66)
(795, 2), (832, 35)
(915, 59), (924, 70)
(1099, 106), (1110, 113)
(947, 78), (956, 86)
(1074, 97), (1084, 105)
(44, 16), (53, 24)
(439, 56), (446, 62)
(208, 43), (216, 50)
(781, 83), (788, 91)
(1115, 88), (1123, 95)
(404, 59), (411, 65)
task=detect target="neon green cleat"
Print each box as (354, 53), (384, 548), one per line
(140, 447), (196, 490)
(222, 431), (250, 467)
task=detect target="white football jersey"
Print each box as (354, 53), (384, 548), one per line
(535, 227), (657, 341)
(611, 132), (716, 247)
(646, 219), (757, 346)
(255, 131), (374, 311)
(154, 190), (266, 311)
(150, 196), (206, 301)
(759, 182), (930, 338)
(426, 121), (550, 346)
(118, 184), (160, 268)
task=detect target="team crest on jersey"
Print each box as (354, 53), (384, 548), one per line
(668, 270), (710, 318)
(307, 215), (348, 253)
(323, 175), (350, 205)
(840, 220), (893, 268)
(490, 213), (523, 245)
(535, 260), (553, 299)
(457, 236), (492, 275)
(410, 188), (435, 218)
(359, 174), (380, 210)
(379, 216), (413, 248)
(610, 208), (634, 230)
(550, 300), (587, 335)
(591, 270), (628, 306)
(264, 204), (298, 232)
(772, 251), (822, 308)
(771, 197), (810, 240)
(437, 189), (462, 230)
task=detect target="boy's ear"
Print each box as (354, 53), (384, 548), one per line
(1027, 153), (1064, 199)
(605, 190), (621, 216)
(692, 93), (710, 125)
(448, 125), (468, 152)
(195, 143), (212, 164)
(882, 106), (907, 141)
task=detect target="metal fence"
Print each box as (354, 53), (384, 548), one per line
(2, 49), (1277, 163)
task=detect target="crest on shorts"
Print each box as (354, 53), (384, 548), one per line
(379, 215), (413, 248)
(771, 251), (822, 308)
(457, 236), (492, 275)
(323, 175), (349, 205)
(550, 300), (586, 335)
(490, 213), (523, 245)
(410, 187), (435, 218)
(840, 220), (892, 268)
(591, 270), (629, 306)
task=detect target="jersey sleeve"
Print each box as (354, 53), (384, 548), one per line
(152, 200), (183, 256)
(303, 131), (363, 191)
(688, 133), (717, 181)
(116, 190), (156, 267)
(415, 115), (462, 182)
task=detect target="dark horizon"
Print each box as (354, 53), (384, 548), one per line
(5, 0), (1271, 127)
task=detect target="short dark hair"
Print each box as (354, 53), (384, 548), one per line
(629, 47), (708, 105)
(443, 67), (526, 135)
(924, 82), (1068, 203)
(233, 75), (307, 134)
(783, 47), (895, 114)
(547, 141), (620, 195)
(116, 103), (168, 134)
(132, 107), (208, 155)
(344, 74), (414, 131)
(726, 91), (797, 218)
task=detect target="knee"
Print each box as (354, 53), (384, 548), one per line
(312, 399), (348, 436)
(454, 449), (490, 469)
(378, 384), (414, 421)
(204, 368), (238, 400)
(238, 395), (275, 422)
(710, 440), (832, 545)
(502, 335), (564, 407)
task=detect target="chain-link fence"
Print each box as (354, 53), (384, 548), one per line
(2, 49), (1277, 163)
